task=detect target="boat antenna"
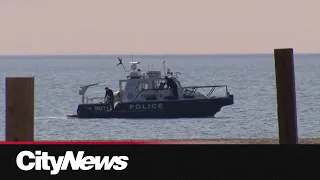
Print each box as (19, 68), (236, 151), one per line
(162, 57), (166, 76)
(116, 57), (129, 72)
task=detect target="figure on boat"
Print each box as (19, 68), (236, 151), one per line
(104, 87), (114, 110)
(164, 76), (178, 99)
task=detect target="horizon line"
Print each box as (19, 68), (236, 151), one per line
(1, 52), (320, 57)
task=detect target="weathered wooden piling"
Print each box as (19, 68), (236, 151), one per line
(5, 77), (34, 141)
(274, 48), (298, 144)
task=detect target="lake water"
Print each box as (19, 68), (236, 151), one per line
(0, 54), (319, 140)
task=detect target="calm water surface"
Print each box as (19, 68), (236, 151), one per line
(0, 54), (319, 140)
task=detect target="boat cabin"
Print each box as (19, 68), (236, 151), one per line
(117, 62), (184, 103)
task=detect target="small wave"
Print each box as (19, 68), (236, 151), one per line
(214, 116), (231, 119)
(48, 116), (67, 119)
(35, 116), (68, 120)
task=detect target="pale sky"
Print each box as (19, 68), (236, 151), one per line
(0, 0), (319, 55)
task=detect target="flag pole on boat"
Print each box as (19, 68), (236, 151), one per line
(162, 56), (166, 76)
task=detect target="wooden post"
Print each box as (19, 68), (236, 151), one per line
(5, 77), (34, 141)
(274, 48), (298, 144)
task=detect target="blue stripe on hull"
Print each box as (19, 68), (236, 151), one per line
(77, 95), (233, 119)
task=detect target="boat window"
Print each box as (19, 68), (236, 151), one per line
(152, 81), (157, 89)
(152, 80), (162, 89)
(151, 80), (166, 89)
(120, 81), (127, 90)
(136, 81), (148, 91)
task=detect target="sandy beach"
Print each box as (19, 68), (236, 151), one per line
(59, 138), (320, 144)
(148, 138), (320, 144)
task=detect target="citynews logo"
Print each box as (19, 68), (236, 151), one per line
(16, 150), (129, 175)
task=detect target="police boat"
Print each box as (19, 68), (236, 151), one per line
(66, 58), (234, 118)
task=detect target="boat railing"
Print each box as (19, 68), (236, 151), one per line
(79, 82), (124, 104)
(132, 85), (230, 101)
(182, 85), (230, 98)
(86, 96), (105, 103)
(79, 83), (100, 104)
